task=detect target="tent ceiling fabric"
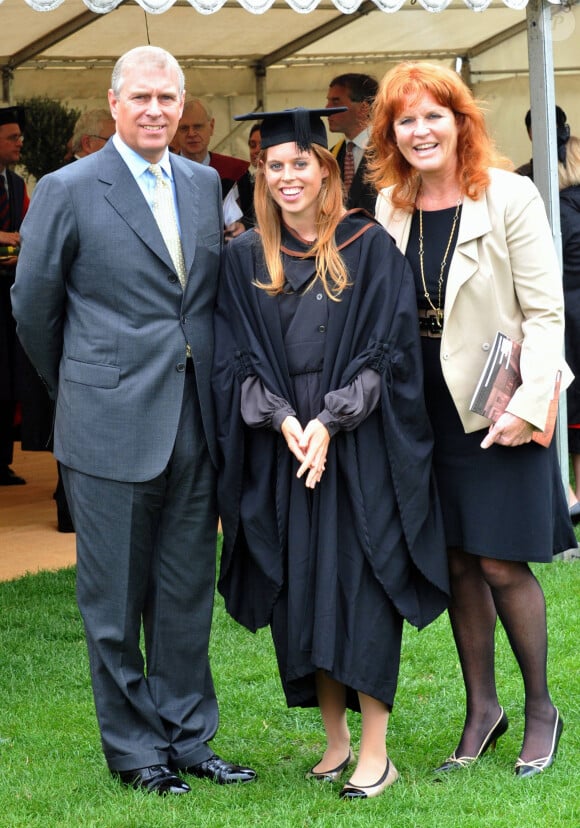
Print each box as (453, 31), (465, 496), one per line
(1, 0), (534, 74)
(3, 0), (577, 171)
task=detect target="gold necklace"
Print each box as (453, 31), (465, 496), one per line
(418, 199), (462, 327)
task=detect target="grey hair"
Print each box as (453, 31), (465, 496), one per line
(182, 98), (213, 121)
(71, 109), (112, 154)
(111, 46), (185, 99)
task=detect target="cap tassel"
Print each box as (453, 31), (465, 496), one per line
(293, 109), (312, 152)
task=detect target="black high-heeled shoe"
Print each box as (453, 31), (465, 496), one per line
(306, 749), (353, 782)
(434, 707), (509, 773)
(515, 709), (563, 778)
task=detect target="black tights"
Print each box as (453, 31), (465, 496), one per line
(447, 547), (557, 762)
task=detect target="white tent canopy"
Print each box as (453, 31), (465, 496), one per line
(1, 0), (579, 165)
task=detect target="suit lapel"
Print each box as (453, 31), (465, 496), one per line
(388, 203), (413, 252)
(331, 139), (345, 161)
(384, 187), (493, 320)
(445, 191), (492, 314)
(99, 144), (176, 274)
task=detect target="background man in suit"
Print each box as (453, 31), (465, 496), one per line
(174, 98), (248, 197)
(232, 122), (261, 231)
(325, 73), (378, 214)
(0, 105), (28, 486)
(69, 108), (115, 161)
(174, 98), (249, 239)
(12, 46), (255, 795)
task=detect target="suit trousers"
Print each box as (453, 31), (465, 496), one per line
(61, 373), (219, 771)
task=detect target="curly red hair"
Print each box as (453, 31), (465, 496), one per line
(367, 62), (512, 211)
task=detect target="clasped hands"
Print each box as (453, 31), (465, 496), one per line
(280, 409), (533, 484)
(281, 415), (330, 489)
(480, 411), (534, 449)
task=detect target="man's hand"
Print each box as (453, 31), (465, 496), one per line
(224, 221), (245, 241)
(0, 230), (20, 247)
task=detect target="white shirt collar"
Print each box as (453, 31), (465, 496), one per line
(347, 128), (370, 152)
(180, 150), (210, 166)
(113, 133), (173, 181)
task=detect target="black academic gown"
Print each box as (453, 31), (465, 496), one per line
(213, 211), (449, 709)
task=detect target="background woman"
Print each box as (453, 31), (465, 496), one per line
(213, 107), (449, 800)
(558, 134), (580, 515)
(370, 62), (575, 778)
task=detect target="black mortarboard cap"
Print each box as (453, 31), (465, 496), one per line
(234, 107), (347, 152)
(0, 106), (25, 130)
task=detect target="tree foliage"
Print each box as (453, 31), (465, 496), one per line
(16, 95), (80, 180)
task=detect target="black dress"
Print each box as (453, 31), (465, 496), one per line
(213, 212), (449, 711)
(406, 207), (575, 563)
(560, 185), (580, 449)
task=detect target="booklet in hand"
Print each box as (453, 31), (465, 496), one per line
(469, 331), (561, 447)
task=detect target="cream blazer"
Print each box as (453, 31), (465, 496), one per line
(376, 167), (573, 434)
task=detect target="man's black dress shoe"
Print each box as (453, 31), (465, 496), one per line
(181, 754), (257, 784)
(0, 466), (26, 485)
(117, 764), (191, 795)
(56, 503), (75, 533)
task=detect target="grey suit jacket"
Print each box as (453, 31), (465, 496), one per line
(12, 141), (223, 481)
(376, 167), (572, 433)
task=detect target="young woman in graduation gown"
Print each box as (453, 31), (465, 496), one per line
(212, 107), (449, 800)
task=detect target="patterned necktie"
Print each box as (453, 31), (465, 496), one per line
(148, 163), (187, 288)
(343, 141), (355, 192)
(0, 175), (10, 232)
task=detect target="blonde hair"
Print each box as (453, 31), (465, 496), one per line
(558, 136), (580, 190)
(367, 61), (512, 211)
(253, 144), (349, 299)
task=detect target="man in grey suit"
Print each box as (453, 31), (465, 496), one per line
(12, 46), (256, 795)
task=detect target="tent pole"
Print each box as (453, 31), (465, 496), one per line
(254, 62), (267, 112)
(455, 55), (471, 88)
(526, 0), (571, 510)
(1, 65), (13, 104)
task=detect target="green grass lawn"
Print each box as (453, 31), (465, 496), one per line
(0, 555), (578, 828)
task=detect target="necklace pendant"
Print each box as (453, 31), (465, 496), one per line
(436, 309), (443, 327)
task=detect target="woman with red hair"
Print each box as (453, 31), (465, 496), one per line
(370, 62), (574, 778)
